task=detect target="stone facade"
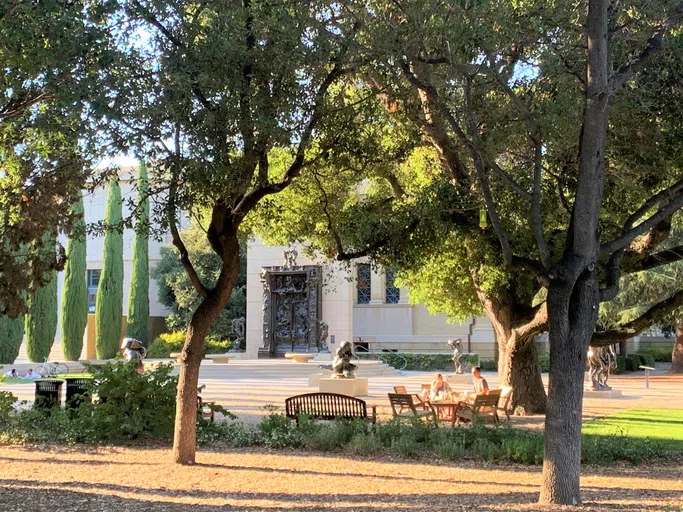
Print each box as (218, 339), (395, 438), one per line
(246, 238), (497, 359)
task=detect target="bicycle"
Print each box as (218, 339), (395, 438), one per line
(34, 359), (69, 378)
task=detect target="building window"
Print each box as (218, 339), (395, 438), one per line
(357, 264), (371, 304)
(87, 269), (101, 313)
(385, 269), (400, 304)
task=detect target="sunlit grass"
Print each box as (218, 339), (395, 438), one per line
(583, 409), (683, 451)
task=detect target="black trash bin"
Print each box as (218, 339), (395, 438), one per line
(34, 379), (64, 409)
(65, 377), (93, 409)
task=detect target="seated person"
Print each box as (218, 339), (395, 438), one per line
(21, 369), (43, 379)
(429, 373), (453, 401)
(5, 369), (18, 378)
(465, 366), (489, 400)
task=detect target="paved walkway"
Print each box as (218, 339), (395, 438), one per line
(2, 361), (681, 425)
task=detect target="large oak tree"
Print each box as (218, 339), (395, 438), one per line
(104, 0), (366, 463)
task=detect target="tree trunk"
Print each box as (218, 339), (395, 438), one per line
(670, 319), (683, 374)
(539, 269), (600, 505)
(499, 334), (547, 414)
(172, 235), (241, 464)
(488, 308), (547, 415)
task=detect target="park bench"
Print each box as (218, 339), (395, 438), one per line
(206, 354), (231, 364)
(285, 392), (376, 423)
(388, 393), (437, 424)
(455, 390), (502, 425)
(497, 386), (513, 420)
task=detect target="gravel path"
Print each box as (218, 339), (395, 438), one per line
(1, 445), (681, 511)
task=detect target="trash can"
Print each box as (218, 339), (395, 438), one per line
(34, 379), (64, 409)
(65, 377), (93, 409)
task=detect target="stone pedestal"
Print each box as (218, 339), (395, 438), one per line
(319, 377), (368, 397)
(584, 389), (623, 399)
(308, 373), (325, 387)
(446, 374), (473, 386)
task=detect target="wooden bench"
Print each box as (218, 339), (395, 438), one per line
(497, 386), (513, 420)
(388, 393), (437, 424)
(206, 354), (231, 364)
(455, 390), (502, 425)
(284, 353), (316, 363)
(285, 392), (376, 423)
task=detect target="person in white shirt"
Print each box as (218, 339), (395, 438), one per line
(21, 369), (42, 379)
(5, 369), (18, 378)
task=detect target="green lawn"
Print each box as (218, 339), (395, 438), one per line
(1, 374), (92, 385)
(583, 409), (683, 451)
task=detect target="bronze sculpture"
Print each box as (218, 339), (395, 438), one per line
(448, 338), (465, 374)
(319, 340), (357, 378)
(587, 345), (617, 391)
(230, 317), (246, 351)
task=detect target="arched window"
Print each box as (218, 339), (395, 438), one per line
(357, 264), (371, 304)
(385, 269), (400, 304)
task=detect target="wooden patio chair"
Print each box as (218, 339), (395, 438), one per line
(393, 385), (428, 411)
(497, 386), (513, 421)
(455, 390), (502, 425)
(388, 393), (437, 425)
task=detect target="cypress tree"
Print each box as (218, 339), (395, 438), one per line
(25, 236), (58, 362)
(0, 313), (25, 364)
(61, 197), (88, 360)
(126, 162), (150, 343)
(95, 177), (124, 359)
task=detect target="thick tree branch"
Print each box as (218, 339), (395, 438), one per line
(625, 244), (683, 273)
(233, 64), (350, 219)
(515, 301), (548, 340)
(591, 288), (683, 346)
(599, 187), (683, 257)
(610, 4), (683, 89)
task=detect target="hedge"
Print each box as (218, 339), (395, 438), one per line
(638, 347), (672, 363)
(625, 354), (642, 372)
(635, 353), (656, 369)
(356, 352), (479, 372)
(147, 331), (231, 358)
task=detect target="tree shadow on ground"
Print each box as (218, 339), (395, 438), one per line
(1, 478), (680, 511)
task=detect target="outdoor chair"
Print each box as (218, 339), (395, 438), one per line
(497, 386), (513, 420)
(455, 390), (502, 425)
(393, 385), (428, 411)
(388, 393), (437, 425)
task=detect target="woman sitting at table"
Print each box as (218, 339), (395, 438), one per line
(429, 373), (453, 401)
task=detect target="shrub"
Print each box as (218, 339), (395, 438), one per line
(582, 433), (665, 464)
(613, 356), (627, 374)
(390, 435), (422, 457)
(0, 391), (17, 426)
(635, 353), (656, 368)
(538, 354), (550, 373)
(479, 359), (497, 372)
(348, 433), (381, 455)
(638, 347), (672, 363)
(434, 439), (466, 461)
(78, 361), (178, 440)
(147, 331), (232, 358)
(625, 354), (642, 372)
(258, 414), (311, 449)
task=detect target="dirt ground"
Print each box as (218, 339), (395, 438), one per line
(0, 445), (681, 511)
